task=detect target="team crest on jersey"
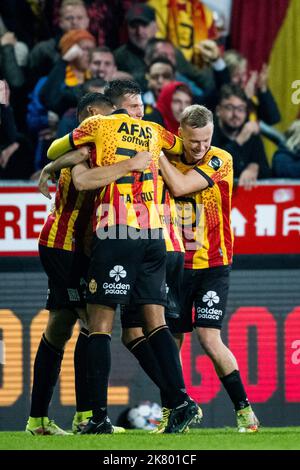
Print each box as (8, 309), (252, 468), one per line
(208, 156), (223, 170)
(89, 279), (97, 294)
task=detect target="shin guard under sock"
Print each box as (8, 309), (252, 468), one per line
(30, 334), (63, 417)
(126, 336), (169, 407)
(74, 327), (91, 412)
(87, 333), (111, 422)
(147, 325), (187, 407)
(220, 369), (250, 411)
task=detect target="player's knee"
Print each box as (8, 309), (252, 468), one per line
(196, 328), (220, 356)
(45, 309), (77, 348)
(121, 327), (143, 346)
(45, 322), (74, 348)
(87, 304), (115, 333)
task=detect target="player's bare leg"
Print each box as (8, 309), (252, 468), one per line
(196, 327), (259, 432)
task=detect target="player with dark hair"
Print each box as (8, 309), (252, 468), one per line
(26, 93), (152, 435)
(47, 80), (200, 434)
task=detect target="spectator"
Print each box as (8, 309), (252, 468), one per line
(145, 38), (204, 97)
(213, 84), (271, 189)
(143, 57), (175, 113)
(39, 29), (96, 116)
(47, 0), (121, 49)
(0, 1), (39, 48)
(0, 81), (34, 179)
(224, 50), (280, 126)
(114, 3), (221, 93)
(29, 0), (90, 83)
(88, 46), (119, 81)
(27, 77), (59, 172)
(0, 32), (28, 88)
(0, 30), (29, 131)
(114, 3), (157, 89)
(81, 77), (106, 93)
(89, 46), (116, 80)
(272, 120), (300, 178)
(56, 77), (107, 137)
(144, 37), (231, 110)
(145, 81), (193, 134)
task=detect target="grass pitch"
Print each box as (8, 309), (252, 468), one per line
(1, 427), (300, 450)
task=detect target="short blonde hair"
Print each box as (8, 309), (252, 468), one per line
(180, 104), (213, 129)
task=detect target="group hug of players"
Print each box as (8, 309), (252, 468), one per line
(25, 79), (259, 436)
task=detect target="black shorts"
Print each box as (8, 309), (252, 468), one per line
(39, 245), (89, 310)
(87, 227), (167, 307)
(169, 265), (231, 333)
(120, 251), (184, 329)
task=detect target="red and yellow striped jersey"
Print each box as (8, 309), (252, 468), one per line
(169, 146), (233, 269)
(39, 167), (94, 252)
(157, 172), (184, 253)
(69, 112), (182, 231)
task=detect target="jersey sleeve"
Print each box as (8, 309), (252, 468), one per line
(71, 115), (101, 147)
(194, 152), (233, 186)
(47, 134), (73, 160)
(151, 121), (183, 154)
(47, 115), (101, 161)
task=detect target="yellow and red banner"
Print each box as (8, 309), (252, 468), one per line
(231, 0), (300, 130)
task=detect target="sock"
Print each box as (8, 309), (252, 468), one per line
(220, 370), (250, 411)
(126, 336), (169, 407)
(87, 333), (111, 422)
(30, 334), (63, 417)
(74, 327), (91, 412)
(160, 390), (169, 409)
(147, 325), (187, 408)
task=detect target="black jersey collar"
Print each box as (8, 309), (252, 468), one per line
(111, 108), (129, 116)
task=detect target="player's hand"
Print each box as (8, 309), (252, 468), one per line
(130, 151), (152, 172)
(38, 163), (55, 199)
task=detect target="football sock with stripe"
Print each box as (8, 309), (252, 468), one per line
(126, 336), (169, 407)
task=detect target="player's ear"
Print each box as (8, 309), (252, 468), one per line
(89, 105), (99, 116)
(178, 127), (182, 137)
(86, 104), (93, 116)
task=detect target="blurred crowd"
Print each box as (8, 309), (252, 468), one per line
(0, 0), (299, 185)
